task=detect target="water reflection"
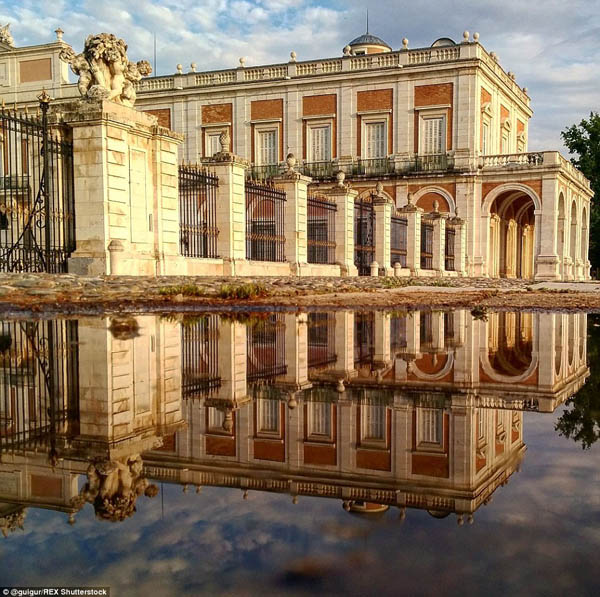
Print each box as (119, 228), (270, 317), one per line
(0, 309), (590, 535)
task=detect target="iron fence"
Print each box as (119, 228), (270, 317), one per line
(308, 312), (337, 368)
(181, 315), (221, 399)
(179, 165), (219, 258)
(247, 315), (287, 382)
(0, 104), (75, 272)
(390, 314), (408, 353)
(307, 193), (337, 264)
(245, 180), (286, 262)
(354, 312), (375, 366)
(445, 224), (456, 271)
(413, 153), (453, 172)
(0, 319), (79, 454)
(420, 221), (434, 269)
(354, 195), (375, 275)
(391, 213), (408, 267)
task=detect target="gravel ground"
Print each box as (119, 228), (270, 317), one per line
(0, 273), (599, 315)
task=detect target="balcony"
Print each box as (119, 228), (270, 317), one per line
(350, 158), (395, 176)
(301, 161), (337, 180)
(247, 164), (283, 180)
(408, 154), (454, 173)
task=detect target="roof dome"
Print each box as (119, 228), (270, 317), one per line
(348, 33), (391, 50)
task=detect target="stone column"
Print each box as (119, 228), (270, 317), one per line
(279, 313), (311, 391)
(373, 311), (391, 366)
(535, 174), (560, 281)
(448, 212), (467, 275)
(373, 183), (394, 276)
(61, 100), (183, 276)
(396, 193), (423, 276)
(334, 311), (357, 378)
(272, 166), (312, 275)
(206, 152), (249, 276)
(327, 177), (358, 276)
(217, 319), (247, 403)
(425, 204), (447, 275)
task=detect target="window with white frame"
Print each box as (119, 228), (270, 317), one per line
(361, 404), (386, 442)
(416, 408), (443, 448)
(307, 401), (331, 439)
(257, 398), (280, 435)
(501, 133), (509, 154)
(421, 116), (445, 155)
(364, 121), (387, 159)
(207, 407), (225, 432)
(257, 129), (278, 165)
(482, 121), (490, 155)
(309, 125), (331, 162)
(205, 131), (223, 158)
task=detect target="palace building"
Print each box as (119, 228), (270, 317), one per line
(0, 26), (593, 280)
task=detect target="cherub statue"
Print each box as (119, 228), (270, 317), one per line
(59, 33), (152, 107)
(0, 24), (14, 47)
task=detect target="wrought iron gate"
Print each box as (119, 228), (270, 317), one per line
(354, 195), (375, 275)
(0, 99), (75, 272)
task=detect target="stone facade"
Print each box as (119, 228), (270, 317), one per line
(2, 29), (593, 280)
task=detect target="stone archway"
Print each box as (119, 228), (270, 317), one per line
(483, 186), (539, 279)
(412, 186), (456, 215)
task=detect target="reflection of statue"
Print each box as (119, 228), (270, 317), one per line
(71, 454), (158, 522)
(0, 24), (14, 47)
(0, 509), (26, 537)
(59, 33), (152, 107)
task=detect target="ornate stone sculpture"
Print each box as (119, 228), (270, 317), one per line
(70, 455), (158, 522)
(0, 24), (14, 47)
(59, 33), (152, 107)
(0, 509), (26, 537)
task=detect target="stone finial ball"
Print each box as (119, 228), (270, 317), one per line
(176, 63), (183, 73)
(463, 31), (470, 41)
(287, 395), (297, 410)
(343, 45), (351, 56)
(473, 32), (480, 42)
(402, 38), (409, 48)
(523, 87), (528, 93)
(190, 62), (197, 71)
(433, 199), (439, 212)
(290, 50), (297, 61)
(239, 56), (246, 66)
(336, 170), (346, 187)
(376, 181), (384, 194)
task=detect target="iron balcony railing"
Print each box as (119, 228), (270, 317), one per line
(247, 164), (282, 180)
(351, 157), (395, 176)
(301, 161), (337, 180)
(412, 153), (454, 173)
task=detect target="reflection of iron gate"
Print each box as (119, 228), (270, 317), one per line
(354, 312), (374, 366)
(247, 315), (287, 382)
(181, 315), (221, 399)
(354, 196), (375, 275)
(0, 103), (75, 272)
(0, 319), (79, 454)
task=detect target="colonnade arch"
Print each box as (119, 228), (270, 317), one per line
(483, 185), (540, 279)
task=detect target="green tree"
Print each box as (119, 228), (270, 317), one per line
(555, 316), (600, 449)
(561, 113), (600, 270)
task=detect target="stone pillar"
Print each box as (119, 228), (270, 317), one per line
(449, 213), (467, 275)
(334, 311), (357, 378)
(535, 174), (560, 281)
(217, 319), (247, 403)
(328, 179), (358, 276)
(207, 152), (249, 276)
(61, 100), (183, 276)
(397, 194), (423, 275)
(373, 185), (394, 276)
(272, 168), (312, 274)
(373, 311), (391, 366)
(425, 206), (447, 275)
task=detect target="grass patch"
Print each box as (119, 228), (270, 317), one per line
(217, 282), (269, 300)
(158, 284), (204, 297)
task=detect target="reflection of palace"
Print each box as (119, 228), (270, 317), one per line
(0, 310), (589, 532)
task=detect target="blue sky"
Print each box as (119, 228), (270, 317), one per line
(1, 0), (599, 152)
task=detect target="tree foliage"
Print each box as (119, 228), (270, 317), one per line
(555, 316), (600, 449)
(561, 113), (600, 270)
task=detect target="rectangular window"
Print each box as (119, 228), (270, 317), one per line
(482, 122), (489, 155)
(501, 134), (509, 154)
(365, 121), (386, 158)
(308, 402), (331, 438)
(258, 398), (279, 434)
(258, 129), (277, 165)
(418, 408), (443, 445)
(206, 132), (221, 157)
(422, 117), (444, 155)
(207, 407), (225, 432)
(310, 126), (331, 162)
(361, 404), (386, 441)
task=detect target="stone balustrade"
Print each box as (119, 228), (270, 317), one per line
(481, 152), (544, 167)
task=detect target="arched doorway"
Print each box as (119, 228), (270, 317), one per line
(487, 189), (536, 279)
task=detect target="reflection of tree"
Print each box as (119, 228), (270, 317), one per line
(555, 318), (600, 449)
